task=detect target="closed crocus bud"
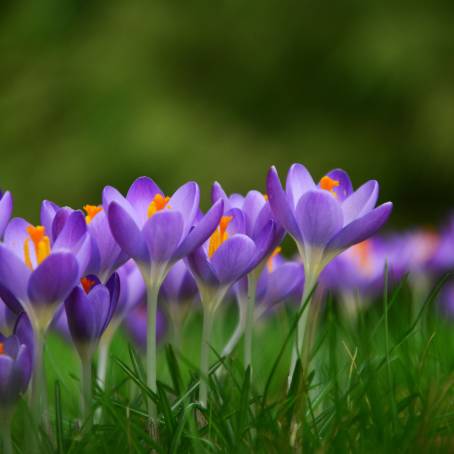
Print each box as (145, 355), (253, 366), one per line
(0, 190), (13, 240)
(0, 334), (32, 408)
(65, 273), (119, 360)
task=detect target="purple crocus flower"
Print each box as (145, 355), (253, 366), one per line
(0, 209), (90, 334)
(0, 189), (13, 239)
(0, 334), (32, 408)
(267, 163), (392, 383)
(65, 273), (119, 359)
(105, 176), (224, 286)
(123, 303), (167, 352)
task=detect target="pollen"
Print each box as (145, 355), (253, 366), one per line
(81, 277), (96, 294)
(24, 225), (51, 270)
(351, 240), (373, 274)
(319, 176), (340, 196)
(147, 194), (171, 218)
(0, 342), (4, 355)
(267, 246), (282, 273)
(208, 215), (233, 258)
(84, 205), (103, 224)
(263, 194), (269, 201)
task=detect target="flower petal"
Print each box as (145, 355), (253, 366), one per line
(174, 200), (224, 260)
(327, 202), (393, 253)
(243, 190), (267, 236)
(53, 211), (87, 251)
(296, 190), (343, 247)
(211, 234), (256, 285)
(40, 200), (60, 242)
(285, 163), (315, 209)
(266, 166), (302, 241)
(324, 169), (353, 202)
(65, 287), (96, 342)
(168, 181), (200, 234)
(28, 252), (79, 305)
(342, 180), (379, 225)
(4, 217), (31, 260)
(142, 210), (184, 263)
(108, 202), (149, 263)
(0, 191), (13, 239)
(0, 244), (31, 302)
(186, 248), (218, 286)
(211, 181), (229, 206)
(126, 176), (162, 227)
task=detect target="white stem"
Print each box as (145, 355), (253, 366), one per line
(243, 273), (257, 370)
(199, 306), (215, 407)
(221, 295), (247, 358)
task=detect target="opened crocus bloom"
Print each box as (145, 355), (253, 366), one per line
(105, 176), (224, 286)
(267, 164), (393, 284)
(0, 209), (90, 332)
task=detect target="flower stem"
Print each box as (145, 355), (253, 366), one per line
(31, 329), (49, 431)
(199, 306), (214, 407)
(221, 294), (247, 358)
(146, 282), (160, 421)
(94, 334), (112, 423)
(243, 273), (257, 371)
(81, 353), (93, 428)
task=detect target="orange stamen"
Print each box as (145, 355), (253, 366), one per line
(263, 194), (269, 201)
(267, 247), (282, 273)
(84, 205), (103, 224)
(24, 225), (51, 269)
(319, 176), (340, 197)
(147, 194), (171, 218)
(81, 277), (96, 294)
(0, 342), (4, 355)
(208, 215), (233, 258)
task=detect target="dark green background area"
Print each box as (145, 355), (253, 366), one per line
(1, 0), (453, 226)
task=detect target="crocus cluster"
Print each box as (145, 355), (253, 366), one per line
(0, 164), (395, 434)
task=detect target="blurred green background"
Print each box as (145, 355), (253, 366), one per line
(1, 0), (453, 227)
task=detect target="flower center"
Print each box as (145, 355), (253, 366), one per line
(147, 194), (171, 218)
(208, 215), (233, 258)
(319, 176), (340, 197)
(267, 246), (282, 272)
(0, 342), (4, 355)
(351, 240), (373, 275)
(24, 225), (51, 270)
(81, 277), (96, 294)
(263, 194), (269, 201)
(84, 205), (103, 224)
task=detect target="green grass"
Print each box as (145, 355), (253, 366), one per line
(8, 277), (454, 453)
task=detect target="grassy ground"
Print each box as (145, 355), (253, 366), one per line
(8, 276), (454, 453)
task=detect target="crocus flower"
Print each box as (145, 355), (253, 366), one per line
(267, 163), (392, 383)
(0, 299), (18, 337)
(159, 260), (199, 347)
(104, 176), (223, 416)
(0, 209), (90, 333)
(65, 273), (120, 360)
(0, 189), (13, 239)
(65, 273), (120, 422)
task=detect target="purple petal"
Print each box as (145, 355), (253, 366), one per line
(327, 202), (393, 252)
(126, 177), (162, 227)
(65, 287), (96, 342)
(13, 344), (32, 393)
(174, 200), (224, 260)
(266, 166), (302, 241)
(0, 244), (31, 302)
(87, 284), (112, 338)
(296, 190), (343, 247)
(142, 210), (184, 263)
(243, 190), (267, 236)
(168, 182), (200, 234)
(211, 181), (229, 206)
(186, 248), (218, 286)
(342, 180), (379, 225)
(51, 207), (73, 241)
(0, 191), (13, 239)
(28, 252), (79, 305)
(40, 200), (60, 242)
(53, 211), (87, 251)
(285, 163), (315, 209)
(0, 356), (14, 395)
(211, 235), (256, 285)
(324, 169), (353, 202)
(247, 221), (276, 272)
(4, 217), (31, 261)
(108, 202), (149, 263)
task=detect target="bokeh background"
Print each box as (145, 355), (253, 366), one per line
(1, 0), (453, 227)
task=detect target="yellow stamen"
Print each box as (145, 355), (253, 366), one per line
(81, 277), (96, 294)
(319, 176), (340, 197)
(208, 215), (233, 258)
(263, 194), (269, 201)
(0, 342), (4, 355)
(147, 194), (171, 218)
(24, 225), (51, 270)
(267, 247), (282, 272)
(83, 205), (103, 224)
